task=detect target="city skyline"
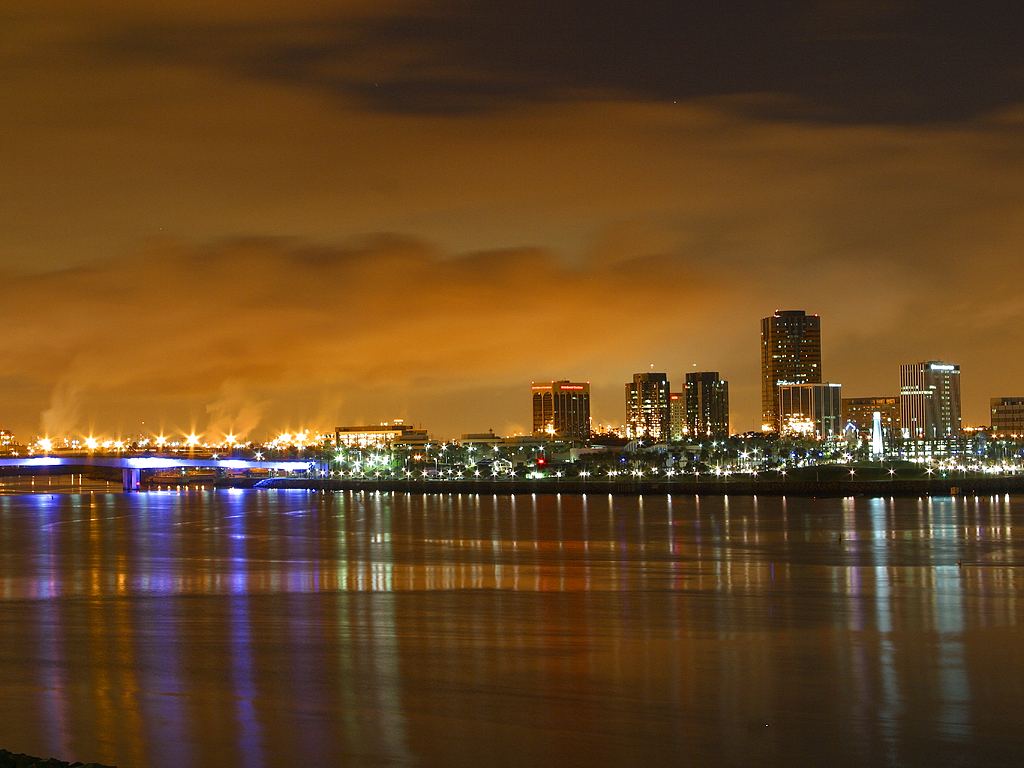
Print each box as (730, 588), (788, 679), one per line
(1, 313), (1020, 442)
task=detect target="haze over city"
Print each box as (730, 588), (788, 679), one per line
(2, 2), (1022, 439)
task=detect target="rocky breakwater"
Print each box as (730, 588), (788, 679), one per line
(0, 751), (114, 768)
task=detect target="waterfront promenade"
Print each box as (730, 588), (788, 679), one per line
(251, 474), (1024, 497)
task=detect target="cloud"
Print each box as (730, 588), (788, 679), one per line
(40, 376), (84, 437)
(205, 380), (270, 442)
(84, 0), (1024, 123)
(1, 194), (1022, 441)
(0, 235), (723, 438)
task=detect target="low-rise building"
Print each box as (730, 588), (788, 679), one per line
(335, 420), (430, 449)
(842, 396), (899, 439)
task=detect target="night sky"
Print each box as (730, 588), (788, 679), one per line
(2, 1), (1021, 439)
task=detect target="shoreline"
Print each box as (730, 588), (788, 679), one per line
(221, 475), (1024, 497)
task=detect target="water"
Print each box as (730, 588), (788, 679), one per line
(0, 483), (1021, 767)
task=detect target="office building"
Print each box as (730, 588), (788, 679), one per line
(625, 372), (671, 441)
(842, 396), (899, 439)
(777, 382), (842, 440)
(531, 380), (591, 441)
(761, 310), (822, 431)
(899, 361), (961, 439)
(335, 420), (430, 449)
(685, 371), (730, 438)
(669, 392), (686, 440)
(991, 397), (1024, 435)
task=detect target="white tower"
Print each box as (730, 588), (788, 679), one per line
(871, 410), (884, 456)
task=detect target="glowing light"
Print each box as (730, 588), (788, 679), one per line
(782, 415), (816, 438)
(126, 457), (181, 469)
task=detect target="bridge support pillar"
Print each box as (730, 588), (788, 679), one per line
(122, 468), (141, 491)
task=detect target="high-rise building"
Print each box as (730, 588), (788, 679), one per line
(531, 380), (591, 441)
(685, 371), (730, 438)
(777, 382), (842, 440)
(899, 362), (961, 439)
(669, 392), (686, 441)
(760, 310), (822, 431)
(842, 396), (899, 439)
(990, 397), (1024, 435)
(625, 372), (670, 441)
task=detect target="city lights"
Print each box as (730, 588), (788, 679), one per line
(0, 312), (1020, 489)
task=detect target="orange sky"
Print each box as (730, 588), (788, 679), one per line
(1, 2), (1022, 439)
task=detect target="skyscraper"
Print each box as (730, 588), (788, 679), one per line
(760, 310), (822, 431)
(899, 362), (961, 439)
(625, 372), (670, 441)
(669, 392), (686, 440)
(685, 371), (730, 438)
(531, 381), (591, 441)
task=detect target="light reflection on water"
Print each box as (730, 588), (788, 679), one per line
(0, 488), (1021, 767)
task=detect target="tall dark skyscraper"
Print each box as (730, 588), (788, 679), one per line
(760, 310), (822, 431)
(625, 372), (670, 441)
(531, 380), (591, 441)
(899, 362), (961, 438)
(684, 372), (730, 438)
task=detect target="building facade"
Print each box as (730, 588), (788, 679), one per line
(991, 397), (1024, 435)
(685, 371), (730, 438)
(531, 380), (591, 441)
(842, 396), (899, 439)
(625, 372), (671, 441)
(760, 310), (822, 431)
(669, 392), (686, 441)
(899, 361), (961, 439)
(335, 421), (430, 449)
(777, 382), (842, 440)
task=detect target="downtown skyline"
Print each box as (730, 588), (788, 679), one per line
(0, 305), (1016, 443)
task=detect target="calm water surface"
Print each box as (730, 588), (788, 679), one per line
(0, 480), (1021, 767)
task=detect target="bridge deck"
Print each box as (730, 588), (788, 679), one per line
(0, 456), (312, 471)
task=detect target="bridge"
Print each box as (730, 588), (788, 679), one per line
(0, 456), (315, 491)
